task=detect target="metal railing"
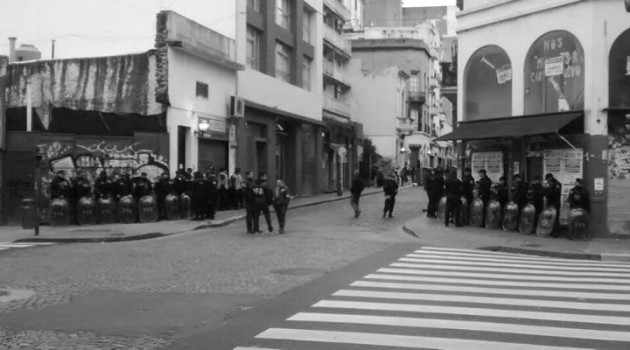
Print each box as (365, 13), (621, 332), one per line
(324, 0), (351, 20)
(324, 96), (350, 117)
(324, 25), (352, 54)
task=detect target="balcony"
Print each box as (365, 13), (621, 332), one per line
(324, 0), (351, 20)
(323, 59), (350, 87)
(324, 96), (350, 117)
(408, 90), (426, 105)
(324, 25), (352, 56)
(429, 76), (440, 89)
(397, 118), (415, 135)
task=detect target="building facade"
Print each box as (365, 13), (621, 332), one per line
(447, 0), (630, 236)
(238, 0), (326, 195)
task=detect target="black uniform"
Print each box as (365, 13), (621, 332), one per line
(155, 177), (173, 219)
(205, 174), (219, 219)
(477, 176), (492, 205)
(462, 174), (476, 206)
(383, 178), (399, 218)
(191, 176), (206, 220)
(243, 178), (256, 233)
(426, 172), (444, 217)
(568, 185), (590, 212)
(543, 177), (562, 236)
(112, 176), (133, 199)
(51, 175), (73, 200)
(530, 182), (544, 215)
(497, 182), (509, 210)
(444, 176), (463, 227)
(133, 177), (153, 200)
(252, 179), (273, 233)
(511, 181), (528, 210)
(95, 174), (113, 199)
(73, 176), (92, 199)
(272, 184), (291, 234)
(173, 173), (188, 197)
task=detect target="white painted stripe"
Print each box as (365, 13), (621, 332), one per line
(313, 300), (630, 326)
(412, 249), (630, 268)
(405, 252), (630, 270)
(233, 347), (282, 350)
(399, 257), (630, 274)
(334, 289), (630, 313)
(0, 247), (7, 251)
(366, 273), (630, 291)
(288, 312), (630, 342)
(0, 242), (53, 246)
(351, 281), (630, 301)
(0, 244), (36, 248)
(256, 328), (594, 350)
(391, 262), (630, 278)
(379, 267), (630, 284)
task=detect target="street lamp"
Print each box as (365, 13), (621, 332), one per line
(194, 119), (210, 138)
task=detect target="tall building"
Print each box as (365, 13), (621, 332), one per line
(437, 0), (630, 236)
(238, 0), (326, 195)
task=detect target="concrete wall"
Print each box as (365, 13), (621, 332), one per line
(166, 48), (237, 174)
(364, 0), (403, 27)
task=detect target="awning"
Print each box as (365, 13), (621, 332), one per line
(434, 112), (582, 142)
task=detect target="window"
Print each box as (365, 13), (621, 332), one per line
(410, 70), (420, 93)
(275, 41), (292, 83)
(276, 0), (292, 30)
(196, 81), (208, 98)
(302, 9), (312, 43)
(246, 26), (261, 70)
(302, 57), (312, 91)
(247, 0), (259, 12)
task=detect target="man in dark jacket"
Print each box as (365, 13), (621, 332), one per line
(252, 173), (273, 233)
(426, 168), (444, 218)
(350, 170), (365, 218)
(444, 170), (464, 227)
(497, 176), (509, 210)
(73, 170), (92, 199)
(243, 170), (256, 233)
(191, 172), (206, 220)
(568, 178), (590, 212)
(155, 172), (172, 219)
(543, 173), (563, 237)
(382, 173), (399, 218)
(529, 176), (544, 215)
(511, 174), (528, 211)
(133, 172), (152, 201)
(462, 167), (475, 210)
(51, 170), (73, 200)
(272, 179), (292, 234)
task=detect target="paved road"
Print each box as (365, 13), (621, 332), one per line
(0, 187), (422, 349)
(227, 246), (630, 350)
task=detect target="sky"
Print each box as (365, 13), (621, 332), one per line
(0, 0), (457, 60)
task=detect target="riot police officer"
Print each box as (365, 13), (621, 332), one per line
(568, 178), (590, 212)
(73, 170), (92, 199)
(155, 172), (173, 219)
(133, 172), (153, 200)
(425, 168), (444, 218)
(462, 168), (475, 214)
(511, 174), (528, 211)
(476, 169), (492, 225)
(543, 173), (562, 237)
(444, 170), (464, 227)
(94, 171), (113, 199)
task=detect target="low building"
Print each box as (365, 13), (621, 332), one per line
(438, 0), (630, 236)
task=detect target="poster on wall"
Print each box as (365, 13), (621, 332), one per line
(543, 148), (583, 224)
(472, 152), (503, 183)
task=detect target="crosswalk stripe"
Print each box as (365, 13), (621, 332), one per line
(351, 280), (630, 300)
(333, 289), (630, 313)
(312, 300), (630, 326)
(399, 256), (630, 273)
(378, 267), (630, 284)
(255, 328), (591, 350)
(391, 262), (630, 278)
(401, 253), (630, 271)
(288, 312), (630, 342)
(365, 273), (630, 291)
(411, 249), (630, 268)
(233, 348), (282, 350)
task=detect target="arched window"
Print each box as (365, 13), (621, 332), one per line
(464, 45), (512, 121)
(524, 30), (584, 114)
(609, 28), (630, 108)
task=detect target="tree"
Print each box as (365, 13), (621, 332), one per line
(359, 138), (381, 184)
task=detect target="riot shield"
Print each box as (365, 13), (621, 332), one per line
(77, 196), (97, 225)
(50, 198), (70, 226)
(165, 193), (181, 220)
(437, 196), (447, 223)
(485, 199), (501, 230)
(568, 208), (591, 241)
(536, 205), (557, 238)
(502, 201), (519, 232)
(98, 197), (117, 224)
(518, 203), (536, 235)
(117, 195), (137, 224)
(139, 195), (159, 223)
(469, 198), (484, 227)
(460, 197), (470, 226)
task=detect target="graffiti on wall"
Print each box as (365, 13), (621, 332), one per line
(38, 139), (168, 199)
(609, 124), (630, 180)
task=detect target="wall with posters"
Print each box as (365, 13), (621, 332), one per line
(471, 151), (503, 183)
(543, 148), (583, 224)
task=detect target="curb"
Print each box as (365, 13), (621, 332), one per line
(12, 188), (388, 243)
(402, 224), (420, 239)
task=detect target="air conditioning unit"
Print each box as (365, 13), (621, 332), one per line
(229, 96), (244, 118)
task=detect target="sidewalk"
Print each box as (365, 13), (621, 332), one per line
(403, 216), (630, 262)
(1, 187), (384, 244)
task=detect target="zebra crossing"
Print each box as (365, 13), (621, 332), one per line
(234, 246), (630, 349)
(0, 242), (55, 252)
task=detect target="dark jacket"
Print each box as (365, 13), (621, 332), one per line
(383, 179), (399, 197)
(462, 174), (475, 200)
(95, 176), (113, 198)
(568, 185), (590, 212)
(529, 183), (544, 213)
(497, 183), (509, 207)
(51, 176), (72, 200)
(273, 185), (291, 206)
(477, 176), (492, 203)
(444, 178), (463, 198)
(155, 179), (173, 201)
(112, 177), (133, 198)
(73, 177), (92, 198)
(427, 175), (444, 197)
(511, 181), (528, 208)
(543, 178), (562, 208)
(133, 177), (153, 198)
(243, 179), (256, 206)
(253, 180), (272, 208)
(351, 176), (365, 195)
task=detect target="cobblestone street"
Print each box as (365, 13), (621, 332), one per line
(0, 187), (423, 349)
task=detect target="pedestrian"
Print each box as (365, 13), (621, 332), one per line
(252, 173), (273, 233)
(444, 170), (464, 227)
(272, 178), (292, 234)
(229, 168), (244, 209)
(383, 173), (399, 218)
(191, 171), (206, 220)
(350, 170), (365, 218)
(476, 169), (492, 224)
(243, 170), (256, 234)
(217, 168), (229, 210)
(543, 173), (562, 237)
(205, 168), (218, 220)
(461, 167), (475, 217)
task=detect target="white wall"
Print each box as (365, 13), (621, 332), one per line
(166, 48), (237, 173)
(457, 0), (630, 136)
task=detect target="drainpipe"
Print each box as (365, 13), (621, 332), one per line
(8, 37), (16, 63)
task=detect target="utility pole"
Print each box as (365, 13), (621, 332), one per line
(51, 40), (55, 59)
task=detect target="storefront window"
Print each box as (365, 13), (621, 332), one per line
(609, 28), (630, 108)
(464, 45), (512, 121)
(524, 30), (585, 115)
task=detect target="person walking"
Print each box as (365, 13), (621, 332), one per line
(382, 173), (399, 218)
(350, 170), (365, 218)
(543, 173), (562, 237)
(272, 179), (292, 234)
(252, 173), (273, 233)
(243, 170), (256, 234)
(444, 170), (464, 227)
